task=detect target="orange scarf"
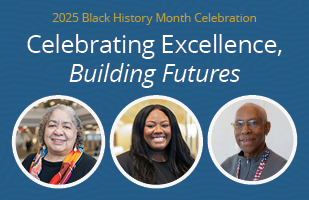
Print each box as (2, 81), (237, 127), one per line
(29, 146), (84, 184)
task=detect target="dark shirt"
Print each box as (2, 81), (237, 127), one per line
(22, 153), (97, 184)
(153, 160), (176, 183)
(117, 151), (177, 184)
(40, 159), (62, 183)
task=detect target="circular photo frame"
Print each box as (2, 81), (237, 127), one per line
(208, 95), (297, 185)
(110, 95), (203, 189)
(12, 95), (105, 189)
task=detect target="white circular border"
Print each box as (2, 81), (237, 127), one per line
(110, 95), (203, 189)
(208, 95), (297, 185)
(12, 95), (105, 189)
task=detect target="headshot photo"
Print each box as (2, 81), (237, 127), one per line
(12, 95), (104, 188)
(208, 95), (297, 184)
(111, 95), (203, 188)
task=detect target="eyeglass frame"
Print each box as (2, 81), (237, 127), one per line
(231, 119), (267, 130)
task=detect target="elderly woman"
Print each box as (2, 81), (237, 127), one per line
(22, 104), (96, 184)
(117, 104), (195, 184)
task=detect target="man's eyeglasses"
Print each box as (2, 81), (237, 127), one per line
(231, 120), (265, 130)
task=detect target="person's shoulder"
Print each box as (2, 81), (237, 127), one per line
(221, 153), (238, 170)
(73, 153), (97, 175)
(22, 153), (36, 171)
(116, 151), (134, 176)
(67, 153), (97, 183)
(268, 149), (287, 166)
(260, 148), (287, 179)
(117, 151), (132, 164)
(23, 153), (36, 162)
(80, 153), (97, 168)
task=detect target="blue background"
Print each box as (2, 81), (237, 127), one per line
(0, 0), (308, 199)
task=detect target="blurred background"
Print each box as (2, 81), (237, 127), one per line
(113, 99), (201, 159)
(15, 99), (102, 161)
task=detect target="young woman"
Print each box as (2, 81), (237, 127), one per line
(117, 104), (194, 184)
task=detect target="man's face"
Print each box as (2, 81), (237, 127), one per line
(234, 106), (270, 157)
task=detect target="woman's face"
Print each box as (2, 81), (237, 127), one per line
(143, 109), (171, 152)
(44, 109), (77, 156)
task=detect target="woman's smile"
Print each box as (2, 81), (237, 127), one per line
(152, 136), (166, 142)
(51, 138), (66, 144)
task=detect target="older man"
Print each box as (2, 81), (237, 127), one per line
(221, 103), (287, 181)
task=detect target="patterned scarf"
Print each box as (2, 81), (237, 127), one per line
(29, 146), (84, 185)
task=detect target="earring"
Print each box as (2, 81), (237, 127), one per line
(74, 144), (77, 152)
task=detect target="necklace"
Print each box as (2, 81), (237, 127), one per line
(236, 148), (270, 181)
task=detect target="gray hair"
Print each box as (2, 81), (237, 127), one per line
(38, 104), (84, 147)
(238, 103), (268, 122)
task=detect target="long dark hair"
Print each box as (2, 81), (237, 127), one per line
(130, 104), (195, 184)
